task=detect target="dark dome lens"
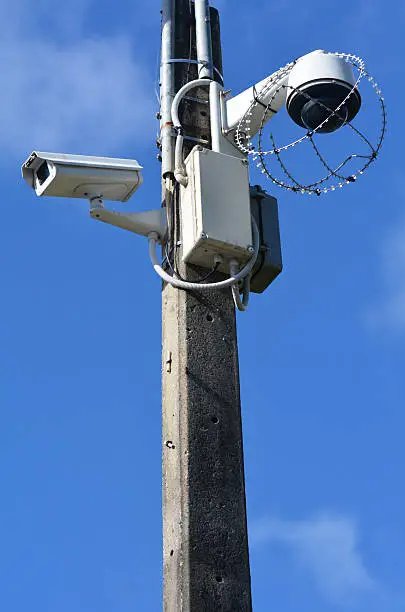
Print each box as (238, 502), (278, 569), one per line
(301, 98), (348, 134)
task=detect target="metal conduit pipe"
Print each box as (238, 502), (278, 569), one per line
(171, 78), (212, 186)
(160, 0), (176, 176)
(194, 0), (214, 79)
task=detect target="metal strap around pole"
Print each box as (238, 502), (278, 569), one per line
(163, 58), (224, 83)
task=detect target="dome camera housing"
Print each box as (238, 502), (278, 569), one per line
(286, 51), (361, 133)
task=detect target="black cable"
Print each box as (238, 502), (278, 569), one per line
(162, 182), (222, 284)
(174, 261), (221, 283)
(165, 238), (220, 283)
(252, 85), (277, 114)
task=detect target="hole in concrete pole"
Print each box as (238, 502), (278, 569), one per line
(166, 441), (176, 449)
(211, 416), (219, 425)
(170, 550), (174, 557)
(206, 314), (214, 322)
(216, 576), (224, 583)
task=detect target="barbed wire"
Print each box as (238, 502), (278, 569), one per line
(233, 53), (387, 195)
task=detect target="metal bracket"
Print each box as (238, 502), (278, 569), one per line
(184, 135), (210, 145)
(90, 205), (168, 243)
(163, 58), (224, 82)
(183, 95), (209, 105)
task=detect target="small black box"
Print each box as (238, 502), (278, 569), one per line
(250, 185), (283, 294)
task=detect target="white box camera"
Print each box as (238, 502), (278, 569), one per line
(22, 152), (143, 202)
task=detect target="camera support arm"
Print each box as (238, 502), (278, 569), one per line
(224, 71), (289, 138)
(89, 202), (167, 244)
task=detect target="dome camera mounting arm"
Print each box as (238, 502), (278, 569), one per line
(224, 69), (290, 139)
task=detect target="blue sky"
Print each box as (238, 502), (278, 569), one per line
(0, 1), (404, 610)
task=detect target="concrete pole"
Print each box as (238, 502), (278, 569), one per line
(161, 2), (252, 610)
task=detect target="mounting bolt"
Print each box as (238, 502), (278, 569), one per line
(241, 159), (248, 166)
(213, 254), (224, 266)
(247, 246), (254, 254)
(201, 232), (208, 240)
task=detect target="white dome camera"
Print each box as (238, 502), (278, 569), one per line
(286, 50), (362, 133)
(225, 49), (362, 139)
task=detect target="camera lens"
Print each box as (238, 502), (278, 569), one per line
(301, 98), (349, 134)
(36, 161), (50, 185)
(287, 80), (361, 134)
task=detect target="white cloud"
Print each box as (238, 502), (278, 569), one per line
(0, 0), (154, 158)
(251, 514), (376, 607)
(366, 212), (405, 332)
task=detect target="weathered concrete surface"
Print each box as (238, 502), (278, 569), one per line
(162, 277), (252, 611)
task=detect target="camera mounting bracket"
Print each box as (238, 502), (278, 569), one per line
(89, 204), (167, 244)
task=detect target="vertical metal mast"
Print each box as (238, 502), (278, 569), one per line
(161, 2), (252, 610)
(160, 0), (176, 178)
(194, 0), (214, 79)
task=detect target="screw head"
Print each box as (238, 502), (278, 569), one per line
(201, 232), (208, 240)
(247, 246), (255, 253)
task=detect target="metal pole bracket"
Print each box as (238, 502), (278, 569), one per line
(90, 207), (168, 243)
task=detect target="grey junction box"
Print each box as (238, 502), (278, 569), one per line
(249, 185), (283, 294)
(180, 147), (253, 273)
